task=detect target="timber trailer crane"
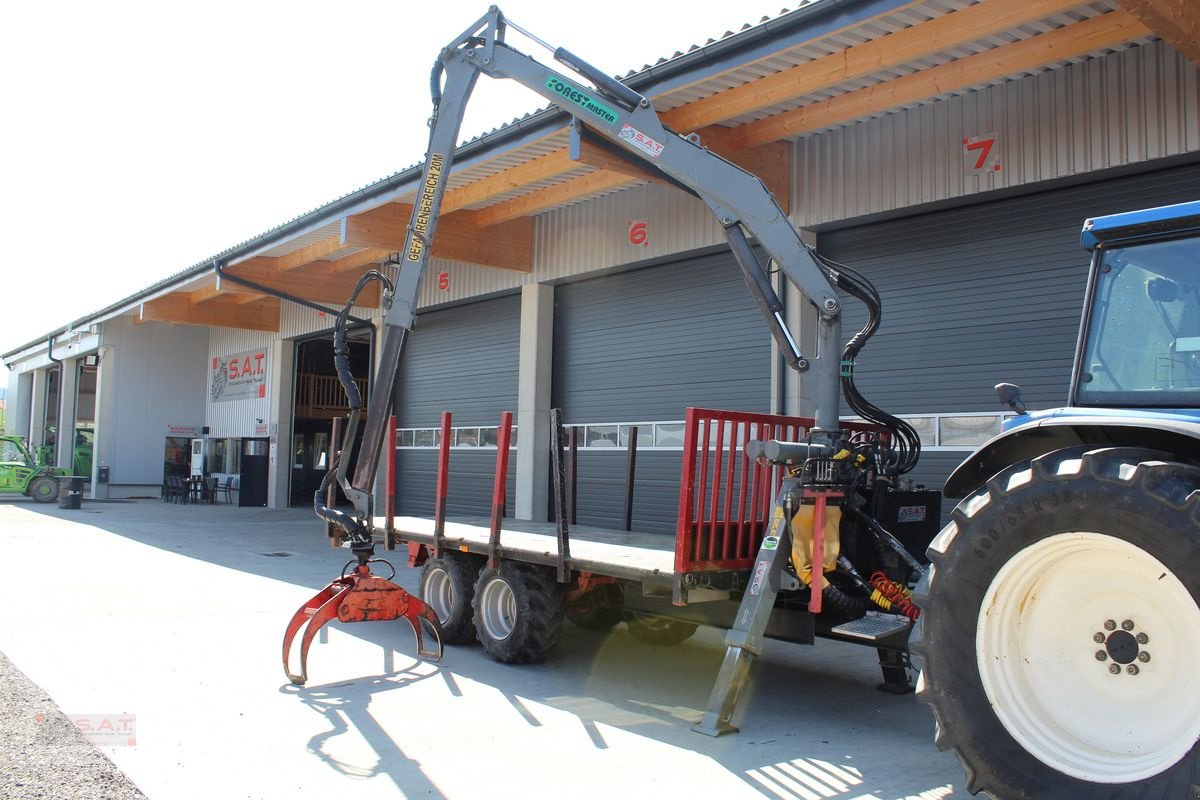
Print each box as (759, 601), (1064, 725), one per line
(284, 5), (928, 721)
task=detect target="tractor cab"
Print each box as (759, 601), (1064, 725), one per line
(1074, 202), (1200, 412)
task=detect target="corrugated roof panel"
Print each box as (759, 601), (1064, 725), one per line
(256, 222), (342, 258)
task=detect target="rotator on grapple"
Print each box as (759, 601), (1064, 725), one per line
(281, 270), (445, 685)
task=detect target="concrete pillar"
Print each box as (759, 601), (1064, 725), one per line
(7, 370), (32, 438)
(29, 369), (48, 446)
(267, 338), (295, 510)
(515, 283), (554, 521)
(56, 359), (78, 470)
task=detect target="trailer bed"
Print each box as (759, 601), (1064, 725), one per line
(378, 515), (676, 584)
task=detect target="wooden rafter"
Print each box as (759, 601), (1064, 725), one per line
(275, 236), (346, 272)
(660, 0), (1095, 132)
(224, 257), (382, 306)
(727, 9), (1150, 149)
(139, 293), (281, 332)
(342, 203), (534, 271)
(1117, 0), (1200, 66)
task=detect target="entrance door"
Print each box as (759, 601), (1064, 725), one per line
(290, 422), (330, 505)
(239, 439), (270, 507)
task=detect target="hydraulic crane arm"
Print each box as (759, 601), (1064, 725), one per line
(326, 6), (847, 546)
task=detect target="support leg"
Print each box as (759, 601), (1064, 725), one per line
(694, 485), (798, 736)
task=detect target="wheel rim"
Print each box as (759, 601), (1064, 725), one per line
(33, 480), (55, 500)
(478, 576), (517, 641)
(978, 531), (1200, 783)
(424, 567), (455, 625)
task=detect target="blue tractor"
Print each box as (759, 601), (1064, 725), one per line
(916, 200), (1200, 798)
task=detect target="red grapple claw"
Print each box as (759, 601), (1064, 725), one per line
(282, 562), (444, 685)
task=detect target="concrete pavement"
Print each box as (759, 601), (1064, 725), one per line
(0, 498), (968, 799)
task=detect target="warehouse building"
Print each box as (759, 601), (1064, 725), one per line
(3, 0), (1198, 527)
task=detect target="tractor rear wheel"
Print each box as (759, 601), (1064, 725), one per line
(29, 476), (58, 503)
(419, 553), (484, 645)
(914, 447), (1200, 798)
(472, 562), (565, 664)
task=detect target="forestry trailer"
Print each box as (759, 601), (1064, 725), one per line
(280, 8), (1200, 798)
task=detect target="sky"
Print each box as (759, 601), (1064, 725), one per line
(0, 0), (799, 384)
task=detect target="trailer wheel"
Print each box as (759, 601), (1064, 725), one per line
(472, 562), (565, 664)
(418, 553), (484, 645)
(29, 476), (58, 503)
(914, 447), (1200, 798)
(567, 583), (624, 631)
(625, 613), (698, 646)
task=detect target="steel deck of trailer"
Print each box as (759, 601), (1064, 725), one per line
(376, 515), (676, 586)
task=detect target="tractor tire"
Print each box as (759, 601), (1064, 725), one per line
(913, 447), (1200, 799)
(29, 476), (58, 503)
(418, 553), (484, 645)
(567, 582), (625, 631)
(472, 561), (565, 664)
(625, 613), (698, 646)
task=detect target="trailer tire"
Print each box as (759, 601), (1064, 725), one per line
(913, 447), (1200, 799)
(567, 583), (624, 631)
(29, 476), (58, 503)
(472, 562), (565, 664)
(418, 553), (484, 645)
(625, 613), (698, 646)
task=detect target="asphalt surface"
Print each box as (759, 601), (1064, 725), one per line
(0, 650), (144, 800)
(0, 497), (968, 800)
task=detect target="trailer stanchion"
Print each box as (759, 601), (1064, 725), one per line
(551, 408), (572, 582)
(434, 412), (452, 558)
(623, 425), (638, 532)
(568, 425), (579, 525)
(487, 411), (513, 569)
(385, 415), (396, 550)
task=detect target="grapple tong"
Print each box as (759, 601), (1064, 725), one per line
(282, 556), (443, 685)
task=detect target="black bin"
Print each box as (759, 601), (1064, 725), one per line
(58, 476), (84, 510)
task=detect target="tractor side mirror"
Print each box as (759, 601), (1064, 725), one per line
(995, 382), (1028, 415)
(1147, 277), (1179, 303)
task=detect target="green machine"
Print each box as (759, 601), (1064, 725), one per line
(0, 435), (69, 502)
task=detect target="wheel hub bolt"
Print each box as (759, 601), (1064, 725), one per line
(1121, 619), (1135, 631)
(1138, 652), (1151, 663)
(1093, 632), (1106, 643)
(1137, 633), (1149, 644)
(1104, 620), (1117, 631)
(1127, 665), (1140, 675)
(1109, 664), (1121, 675)
(1095, 651), (1107, 661)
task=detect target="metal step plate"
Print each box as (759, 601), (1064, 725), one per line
(831, 611), (912, 641)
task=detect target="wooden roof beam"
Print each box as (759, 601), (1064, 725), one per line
(1117, 0), (1200, 66)
(189, 283), (267, 305)
(661, 0), (1096, 132)
(342, 204), (533, 272)
(726, 8), (1151, 149)
(224, 257), (381, 306)
(139, 294), (281, 332)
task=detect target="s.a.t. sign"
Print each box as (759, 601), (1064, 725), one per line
(211, 349), (268, 403)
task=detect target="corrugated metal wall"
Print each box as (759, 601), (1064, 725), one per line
(206, 327), (276, 438)
(820, 159), (1200, 515)
(795, 41), (1200, 228)
(393, 294), (521, 516)
(552, 251), (773, 533)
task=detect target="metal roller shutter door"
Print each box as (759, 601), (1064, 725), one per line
(552, 250), (772, 533)
(393, 294), (520, 516)
(820, 161), (1200, 502)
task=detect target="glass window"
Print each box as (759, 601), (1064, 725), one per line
(654, 422), (685, 447)
(1078, 238), (1200, 407)
(618, 425), (654, 448)
(412, 429), (439, 447)
(902, 417), (938, 447)
(479, 427), (498, 447)
(586, 425), (619, 447)
(939, 416), (1001, 447)
(0, 439), (28, 464)
(455, 428), (479, 447)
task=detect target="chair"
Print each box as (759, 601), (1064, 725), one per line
(219, 476), (238, 505)
(204, 476), (218, 504)
(163, 475), (185, 503)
